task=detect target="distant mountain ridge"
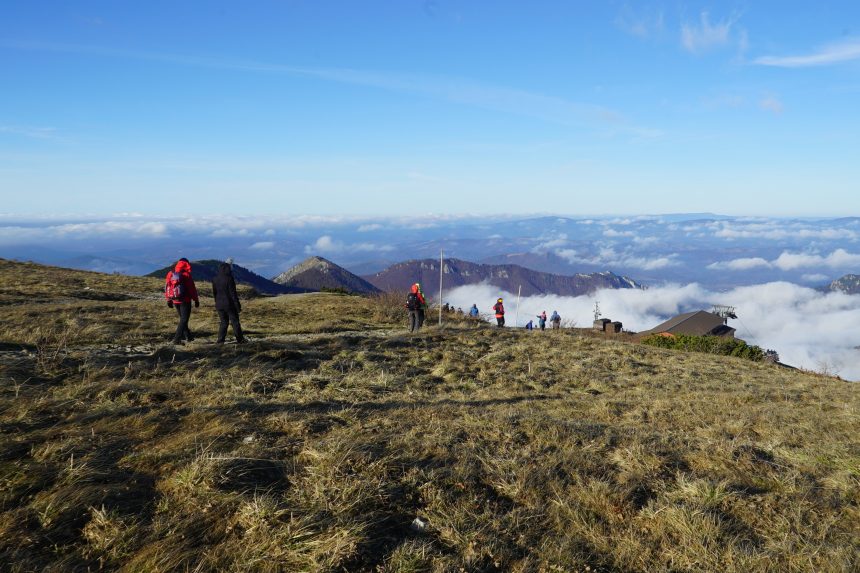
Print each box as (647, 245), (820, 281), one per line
(272, 256), (381, 295)
(363, 258), (643, 297)
(824, 274), (860, 295)
(146, 260), (298, 295)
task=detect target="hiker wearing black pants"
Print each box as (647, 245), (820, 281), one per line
(174, 301), (194, 342)
(212, 262), (245, 343)
(406, 283), (427, 333)
(493, 298), (505, 327)
(165, 258), (200, 344)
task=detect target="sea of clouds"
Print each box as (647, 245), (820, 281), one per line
(445, 282), (860, 381)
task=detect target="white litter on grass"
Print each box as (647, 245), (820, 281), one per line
(410, 517), (429, 532)
(242, 435), (256, 444)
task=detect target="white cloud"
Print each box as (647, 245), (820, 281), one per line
(773, 248), (860, 271)
(0, 214), (504, 248)
(616, 5), (665, 39)
(802, 273), (829, 283)
(680, 11), (738, 54)
(714, 222), (857, 241)
(210, 228), (250, 238)
(0, 221), (174, 245)
(305, 235), (393, 255)
(603, 228), (636, 238)
(533, 233), (570, 251)
(249, 241), (275, 250)
(445, 282), (860, 380)
(357, 224), (383, 232)
(707, 257), (771, 271)
(759, 95), (784, 114)
(754, 39), (860, 68)
(701, 93), (745, 110)
(559, 246), (679, 271)
(0, 125), (64, 141)
(623, 255), (677, 271)
(595, 248), (678, 271)
(709, 249), (860, 272)
(309, 235), (338, 252)
(55, 221), (168, 238)
(633, 236), (659, 245)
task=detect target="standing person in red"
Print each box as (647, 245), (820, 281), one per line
(164, 258), (200, 344)
(406, 282), (427, 332)
(492, 297), (505, 327)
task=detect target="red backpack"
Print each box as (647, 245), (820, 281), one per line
(165, 271), (185, 302)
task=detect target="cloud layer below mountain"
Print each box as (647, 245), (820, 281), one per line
(445, 282), (860, 381)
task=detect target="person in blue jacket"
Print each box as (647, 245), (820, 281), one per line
(469, 304), (479, 318)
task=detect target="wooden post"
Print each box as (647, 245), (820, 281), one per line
(438, 248), (443, 326)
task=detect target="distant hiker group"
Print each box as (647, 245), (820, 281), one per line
(164, 258), (245, 344)
(402, 288), (563, 333)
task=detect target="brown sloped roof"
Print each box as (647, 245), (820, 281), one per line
(640, 310), (735, 337)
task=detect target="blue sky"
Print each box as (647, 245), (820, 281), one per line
(1, 1), (859, 216)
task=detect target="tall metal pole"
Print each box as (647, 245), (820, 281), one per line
(438, 248), (443, 326)
(515, 285), (521, 327)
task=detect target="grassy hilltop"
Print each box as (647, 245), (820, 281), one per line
(0, 258), (858, 572)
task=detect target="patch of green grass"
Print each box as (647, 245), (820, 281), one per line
(641, 333), (766, 361)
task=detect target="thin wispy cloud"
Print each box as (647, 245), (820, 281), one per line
(616, 5), (665, 39)
(755, 39), (860, 67)
(759, 95), (784, 114)
(1, 40), (658, 136)
(680, 11), (739, 54)
(0, 125), (63, 141)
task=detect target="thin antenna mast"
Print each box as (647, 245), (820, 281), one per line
(515, 285), (521, 327)
(438, 248), (443, 326)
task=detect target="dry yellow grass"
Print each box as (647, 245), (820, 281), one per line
(0, 258), (858, 572)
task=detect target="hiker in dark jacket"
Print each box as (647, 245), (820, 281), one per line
(165, 258), (200, 344)
(212, 262), (245, 343)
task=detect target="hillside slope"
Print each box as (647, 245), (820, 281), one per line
(365, 257), (642, 296)
(0, 259), (858, 572)
(272, 256), (381, 294)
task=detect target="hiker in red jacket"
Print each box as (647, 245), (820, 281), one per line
(164, 258), (200, 344)
(406, 283), (427, 332)
(492, 298), (505, 327)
